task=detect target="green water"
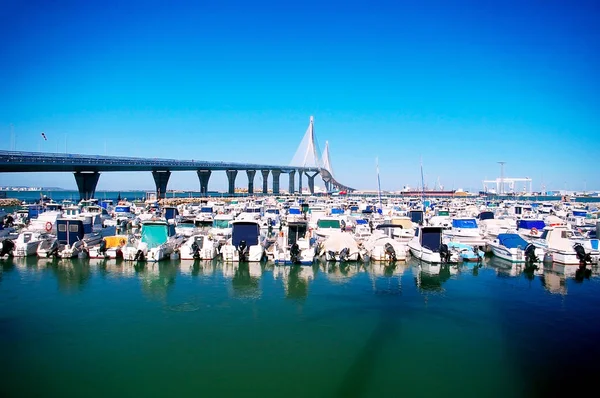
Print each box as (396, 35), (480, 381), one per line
(1, 257), (599, 398)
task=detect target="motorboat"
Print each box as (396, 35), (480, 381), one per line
(317, 231), (360, 262)
(220, 220), (265, 262)
(408, 226), (460, 264)
(488, 233), (544, 263)
(179, 234), (220, 260)
(362, 232), (408, 262)
(11, 231), (54, 257)
(37, 219), (87, 258)
(122, 220), (184, 262)
(88, 235), (129, 259)
(532, 226), (599, 266)
(272, 221), (315, 265)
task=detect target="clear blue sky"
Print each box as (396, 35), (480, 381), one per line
(1, 0), (598, 192)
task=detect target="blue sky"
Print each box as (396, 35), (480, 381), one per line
(1, 0), (598, 192)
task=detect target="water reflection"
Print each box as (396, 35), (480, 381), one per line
(138, 262), (177, 300)
(2, 256), (599, 300)
(49, 259), (92, 293)
(273, 265), (315, 300)
(229, 263), (261, 299)
(412, 262), (458, 293)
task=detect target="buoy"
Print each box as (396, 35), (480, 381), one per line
(45, 222), (52, 232)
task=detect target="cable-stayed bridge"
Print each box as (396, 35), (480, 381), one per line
(289, 116), (354, 193)
(0, 117), (353, 200)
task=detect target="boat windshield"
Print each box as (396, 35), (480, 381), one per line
(141, 224), (168, 249)
(213, 219), (231, 229)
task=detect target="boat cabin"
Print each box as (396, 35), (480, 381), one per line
(56, 219), (85, 245)
(416, 226), (444, 252)
(140, 220), (176, 248)
(287, 221), (308, 245)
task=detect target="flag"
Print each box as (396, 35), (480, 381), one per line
(41, 132), (47, 141)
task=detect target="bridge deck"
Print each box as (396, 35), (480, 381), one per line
(0, 151), (319, 173)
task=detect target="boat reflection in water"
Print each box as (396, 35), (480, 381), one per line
(321, 262), (361, 283)
(228, 263), (262, 299)
(179, 259), (217, 277)
(413, 262), (453, 292)
(273, 264), (315, 300)
(138, 262), (177, 300)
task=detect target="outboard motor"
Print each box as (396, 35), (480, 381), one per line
(3, 215), (14, 228)
(134, 249), (145, 261)
(384, 242), (397, 262)
(238, 240), (248, 262)
(98, 239), (108, 256)
(339, 247), (350, 262)
(78, 246), (89, 259)
(191, 241), (200, 259)
(0, 239), (15, 257)
(47, 240), (60, 258)
(369, 220), (374, 233)
(573, 243), (592, 266)
(439, 244), (451, 263)
(290, 243), (301, 264)
(120, 219), (128, 233)
(327, 250), (336, 261)
(524, 243), (538, 264)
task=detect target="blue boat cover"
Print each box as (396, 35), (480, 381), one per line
(289, 208), (301, 215)
(115, 206), (130, 213)
(573, 210), (587, 217)
(517, 220), (545, 230)
(452, 219), (478, 228)
(355, 219), (368, 225)
(331, 208), (344, 214)
(232, 222), (259, 247)
(497, 234), (528, 249)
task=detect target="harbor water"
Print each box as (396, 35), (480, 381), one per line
(1, 256), (599, 397)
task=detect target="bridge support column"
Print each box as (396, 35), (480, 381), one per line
(74, 171), (100, 201)
(152, 171), (171, 199)
(298, 169), (303, 194)
(305, 171), (319, 195)
(226, 170), (238, 196)
(288, 171), (295, 194)
(272, 170), (281, 195)
(246, 170), (256, 195)
(261, 170), (269, 194)
(196, 170), (211, 196)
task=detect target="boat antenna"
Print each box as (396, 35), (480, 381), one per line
(376, 157), (382, 212)
(420, 156), (425, 207)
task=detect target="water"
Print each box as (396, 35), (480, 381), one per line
(1, 257), (599, 398)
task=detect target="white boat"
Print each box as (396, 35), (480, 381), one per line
(488, 233), (544, 263)
(208, 214), (234, 242)
(532, 226), (600, 266)
(272, 221), (315, 265)
(408, 226), (460, 264)
(88, 235), (129, 259)
(318, 231), (361, 262)
(220, 220), (265, 262)
(122, 220), (184, 262)
(313, 216), (343, 239)
(362, 232), (408, 262)
(179, 234), (220, 260)
(12, 231), (54, 257)
(444, 217), (485, 245)
(37, 218), (87, 258)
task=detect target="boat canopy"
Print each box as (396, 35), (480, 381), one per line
(232, 222), (260, 247)
(452, 219), (478, 228)
(497, 233), (528, 249)
(115, 206), (131, 213)
(288, 208), (301, 215)
(478, 211), (494, 221)
(317, 219), (341, 229)
(421, 228), (443, 252)
(355, 219), (368, 225)
(287, 222), (307, 245)
(331, 208), (344, 215)
(141, 223), (170, 249)
(517, 219), (545, 230)
(409, 210), (424, 224)
(573, 210), (587, 217)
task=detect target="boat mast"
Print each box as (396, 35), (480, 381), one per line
(376, 157), (382, 212)
(420, 156), (425, 207)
